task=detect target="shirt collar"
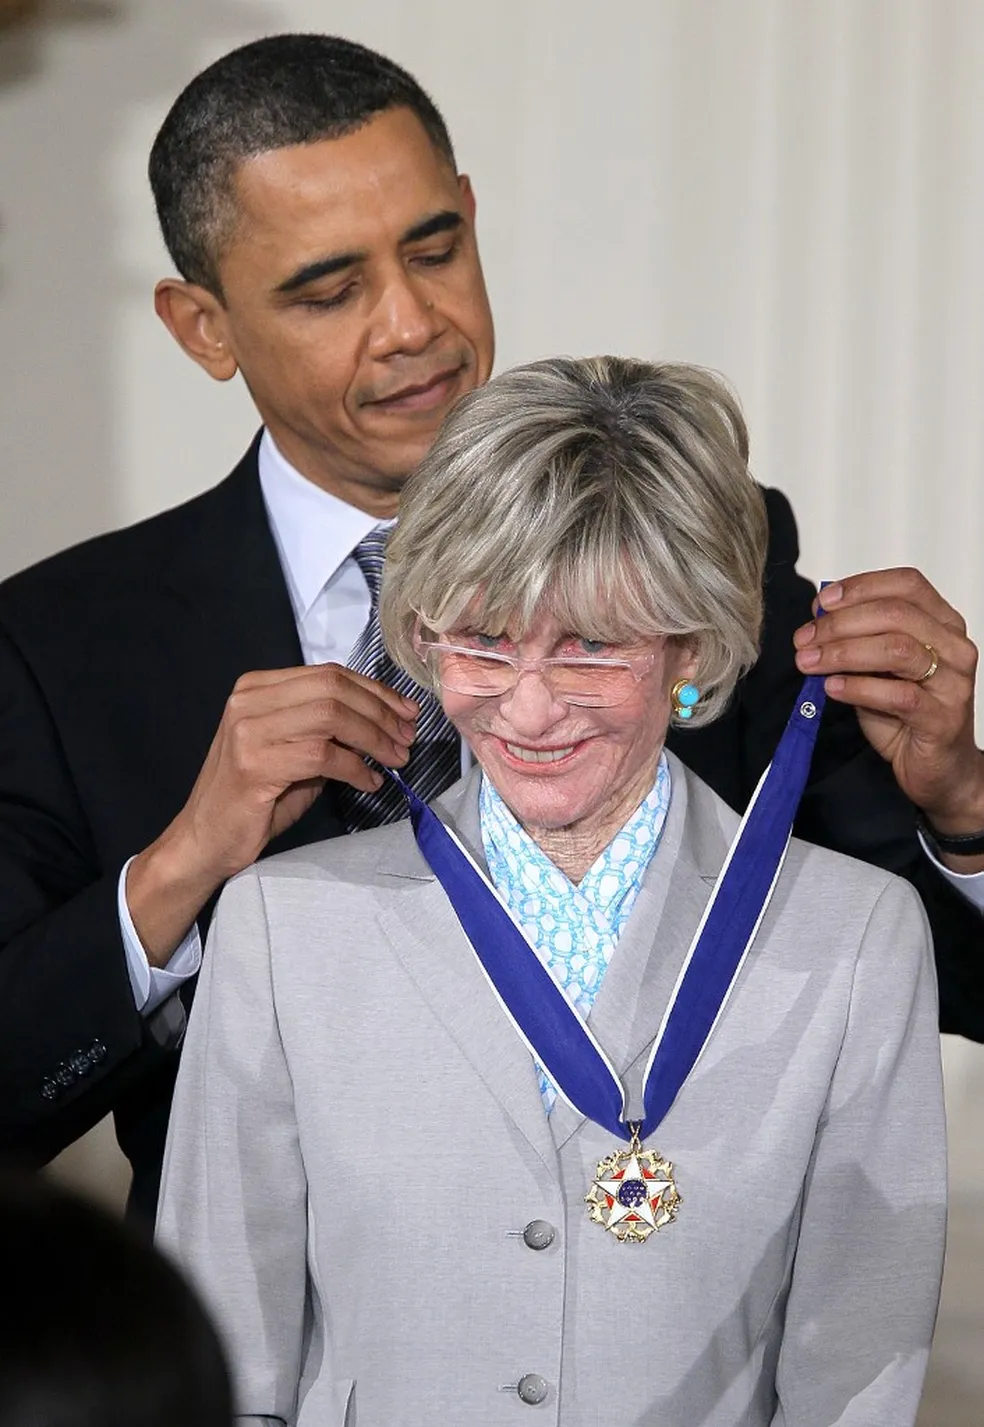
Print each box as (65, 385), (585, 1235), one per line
(257, 429), (386, 620)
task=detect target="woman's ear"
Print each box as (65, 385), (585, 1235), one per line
(671, 637), (701, 684)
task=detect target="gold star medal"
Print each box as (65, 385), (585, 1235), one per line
(585, 1124), (681, 1242)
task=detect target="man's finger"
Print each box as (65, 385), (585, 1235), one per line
(822, 670), (964, 728)
(811, 568), (964, 633)
(795, 630), (965, 683)
(232, 661), (421, 717)
(246, 738), (387, 794)
(225, 668), (419, 748)
(798, 595), (948, 647)
(316, 745), (388, 792)
(795, 601), (978, 685)
(237, 695), (415, 773)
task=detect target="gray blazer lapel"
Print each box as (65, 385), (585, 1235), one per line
(549, 756), (730, 1150)
(373, 769), (558, 1178)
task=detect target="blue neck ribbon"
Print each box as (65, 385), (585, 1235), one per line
(390, 673), (826, 1144)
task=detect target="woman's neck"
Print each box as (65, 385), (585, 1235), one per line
(523, 768), (661, 883)
(525, 824), (615, 884)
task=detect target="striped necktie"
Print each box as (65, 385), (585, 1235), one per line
(337, 526), (460, 831)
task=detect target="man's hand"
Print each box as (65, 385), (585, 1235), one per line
(126, 664), (419, 963)
(793, 567), (984, 870)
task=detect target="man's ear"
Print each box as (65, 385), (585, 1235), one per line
(458, 173), (477, 222)
(154, 279), (239, 382)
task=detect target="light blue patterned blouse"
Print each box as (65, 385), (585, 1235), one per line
(479, 754), (672, 1111)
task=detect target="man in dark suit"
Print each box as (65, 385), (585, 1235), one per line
(2, 34), (983, 1221)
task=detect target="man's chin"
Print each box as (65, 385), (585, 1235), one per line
(366, 429), (450, 487)
(360, 449), (431, 492)
(372, 469), (416, 494)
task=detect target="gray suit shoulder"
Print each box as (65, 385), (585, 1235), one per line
(241, 820), (420, 888)
(242, 771), (480, 887)
(785, 833), (921, 907)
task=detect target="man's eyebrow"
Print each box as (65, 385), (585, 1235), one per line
(401, 210), (464, 244)
(275, 251), (365, 295)
(274, 212), (463, 295)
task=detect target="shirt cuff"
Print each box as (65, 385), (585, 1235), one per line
(117, 857), (203, 1015)
(918, 831), (984, 913)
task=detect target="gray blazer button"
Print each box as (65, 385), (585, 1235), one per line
(517, 1373), (548, 1405)
(522, 1219), (555, 1250)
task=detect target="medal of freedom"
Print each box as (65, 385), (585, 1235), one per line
(585, 1125), (681, 1242)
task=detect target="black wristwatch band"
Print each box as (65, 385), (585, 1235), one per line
(916, 811), (984, 856)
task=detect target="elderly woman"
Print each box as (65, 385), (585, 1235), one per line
(157, 358), (945, 1427)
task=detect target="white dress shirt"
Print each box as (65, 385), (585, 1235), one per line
(257, 428), (389, 664)
(119, 431), (984, 1013)
(919, 833), (984, 909)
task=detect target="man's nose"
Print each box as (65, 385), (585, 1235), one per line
(369, 271), (442, 357)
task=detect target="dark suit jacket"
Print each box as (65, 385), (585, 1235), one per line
(1, 436), (981, 1218)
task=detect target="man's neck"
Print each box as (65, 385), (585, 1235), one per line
(262, 426), (403, 519)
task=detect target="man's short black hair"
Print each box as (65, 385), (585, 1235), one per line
(149, 34), (457, 297)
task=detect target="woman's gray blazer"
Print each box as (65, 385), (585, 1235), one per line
(157, 753), (946, 1427)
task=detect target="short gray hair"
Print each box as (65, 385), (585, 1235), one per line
(381, 355), (767, 726)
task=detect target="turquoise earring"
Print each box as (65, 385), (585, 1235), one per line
(671, 679), (700, 720)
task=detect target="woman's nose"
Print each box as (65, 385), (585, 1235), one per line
(496, 669), (568, 734)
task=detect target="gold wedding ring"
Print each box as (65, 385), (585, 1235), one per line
(917, 643), (939, 683)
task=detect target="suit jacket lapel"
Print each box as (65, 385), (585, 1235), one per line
(372, 769), (559, 1178)
(548, 755), (728, 1151)
(162, 433), (302, 700)
(157, 434), (345, 848)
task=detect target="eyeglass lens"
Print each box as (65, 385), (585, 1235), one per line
(428, 648), (636, 708)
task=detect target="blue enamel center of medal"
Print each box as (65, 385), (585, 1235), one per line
(617, 1178), (648, 1207)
